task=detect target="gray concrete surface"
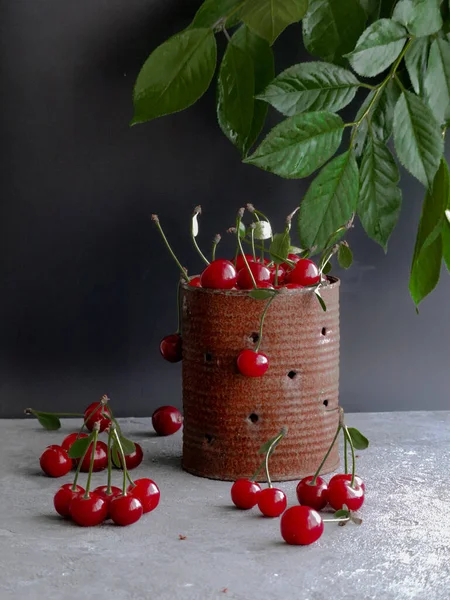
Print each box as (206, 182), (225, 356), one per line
(1, 412), (449, 600)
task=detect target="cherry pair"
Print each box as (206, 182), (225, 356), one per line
(231, 478), (286, 518)
(297, 473), (365, 512)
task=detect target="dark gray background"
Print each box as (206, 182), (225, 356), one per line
(1, 0), (449, 418)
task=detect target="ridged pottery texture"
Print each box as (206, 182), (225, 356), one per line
(181, 277), (340, 481)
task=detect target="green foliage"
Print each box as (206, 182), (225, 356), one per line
(338, 242), (353, 268)
(132, 0), (450, 304)
(346, 427), (369, 449)
(269, 231), (291, 264)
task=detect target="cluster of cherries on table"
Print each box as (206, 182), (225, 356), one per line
(160, 252), (321, 377)
(39, 402), (183, 527)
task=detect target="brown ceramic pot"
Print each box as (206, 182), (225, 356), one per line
(180, 277), (340, 481)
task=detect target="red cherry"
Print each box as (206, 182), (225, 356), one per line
(93, 485), (122, 516)
(84, 401), (111, 432)
(160, 333), (182, 363)
(152, 405), (183, 436)
(61, 432), (89, 452)
(281, 253), (301, 270)
(40, 446), (72, 478)
(200, 259), (237, 290)
(328, 478), (365, 511)
(255, 281), (274, 289)
(329, 473), (366, 491)
(284, 270), (292, 283)
(188, 276), (202, 288)
(110, 494), (143, 526)
(54, 483), (85, 517)
(235, 254), (256, 272)
(290, 259), (320, 286)
(296, 476), (329, 510)
(237, 263), (271, 290)
(128, 478), (160, 513)
(117, 443), (144, 470)
(70, 492), (108, 527)
(257, 487), (287, 518)
(280, 506), (324, 545)
(79, 440), (108, 472)
(231, 479), (262, 509)
(237, 349), (269, 377)
(269, 264), (286, 284)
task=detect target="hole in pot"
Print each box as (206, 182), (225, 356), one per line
(287, 370), (297, 380)
(321, 327), (327, 336)
(249, 332), (259, 344)
(204, 434), (214, 445)
(204, 352), (213, 363)
(248, 413), (259, 424)
(323, 399), (329, 407)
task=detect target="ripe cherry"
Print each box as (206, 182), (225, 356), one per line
(40, 446), (72, 478)
(280, 506), (324, 545)
(61, 432), (88, 452)
(231, 479), (262, 509)
(237, 263), (271, 290)
(282, 253), (301, 271)
(93, 485), (122, 516)
(110, 494), (143, 526)
(235, 254), (256, 272)
(70, 492), (108, 527)
(269, 264), (286, 284)
(152, 405), (183, 436)
(128, 478), (160, 513)
(160, 333), (182, 363)
(84, 401), (111, 432)
(328, 478), (365, 511)
(117, 443), (144, 470)
(296, 476), (329, 510)
(200, 259), (237, 290)
(188, 276), (202, 288)
(258, 487), (287, 518)
(290, 259), (320, 286)
(329, 473), (366, 491)
(79, 440), (108, 472)
(237, 349), (269, 377)
(54, 483), (85, 517)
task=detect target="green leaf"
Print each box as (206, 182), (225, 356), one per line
(393, 91), (443, 189)
(132, 29), (217, 124)
(238, 222), (246, 238)
(424, 38), (450, 125)
(269, 231), (291, 264)
(303, 0), (367, 65)
(393, 0), (442, 37)
(334, 508), (351, 518)
(322, 260), (333, 274)
(338, 243), (353, 268)
(257, 62), (360, 116)
(120, 436), (136, 456)
(258, 430), (285, 454)
(249, 289), (277, 300)
(443, 219), (450, 271)
(253, 220), (272, 240)
(358, 136), (402, 251)
(359, 0), (382, 22)
(34, 412), (61, 431)
(314, 287), (327, 311)
(346, 427), (369, 449)
(405, 37), (430, 95)
(345, 19), (408, 78)
(244, 112), (344, 179)
(409, 159), (449, 306)
(217, 42), (255, 155)
(111, 443), (122, 468)
(68, 436), (92, 459)
(298, 151), (359, 252)
(242, 0), (308, 45)
(232, 26), (275, 153)
(190, 0), (244, 28)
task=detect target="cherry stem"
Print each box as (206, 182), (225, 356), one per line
(323, 517), (350, 524)
(106, 429), (113, 495)
(255, 294), (277, 353)
(264, 431), (285, 488)
(191, 209), (210, 266)
(152, 215), (190, 282)
(250, 227), (257, 261)
(72, 432), (94, 490)
(112, 428), (129, 496)
(236, 212), (257, 288)
(343, 425), (356, 487)
(311, 423), (341, 485)
(211, 235), (221, 262)
(250, 457), (266, 481)
(344, 433), (349, 474)
(242, 238), (295, 267)
(83, 427), (99, 499)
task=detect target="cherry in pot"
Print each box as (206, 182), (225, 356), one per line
(290, 259), (320, 286)
(200, 259), (237, 290)
(237, 349), (269, 377)
(188, 276), (202, 288)
(70, 493), (108, 527)
(54, 483), (85, 518)
(231, 479), (261, 510)
(40, 446), (72, 478)
(160, 333), (182, 363)
(257, 487), (287, 518)
(237, 262), (271, 290)
(296, 476), (329, 511)
(128, 478), (160, 513)
(152, 406), (183, 436)
(280, 506), (324, 545)
(110, 494), (143, 526)
(84, 401), (111, 432)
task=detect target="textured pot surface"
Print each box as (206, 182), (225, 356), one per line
(181, 278), (340, 481)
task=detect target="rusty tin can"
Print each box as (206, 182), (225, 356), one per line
(180, 277), (340, 481)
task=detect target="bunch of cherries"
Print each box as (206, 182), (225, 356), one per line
(154, 205), (329, 378)
(230, 410), (366, 545)
(30, 398), (183, 527)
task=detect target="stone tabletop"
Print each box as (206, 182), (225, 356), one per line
(1, 411), (450, 600)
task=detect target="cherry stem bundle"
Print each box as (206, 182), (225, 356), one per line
(111, 426), (130, 496)
(83, 426), (99, 499)
(106, 429), (113, 495)
(236, 211), (257, 289)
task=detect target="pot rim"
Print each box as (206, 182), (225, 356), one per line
(181, 275), (340, 296)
